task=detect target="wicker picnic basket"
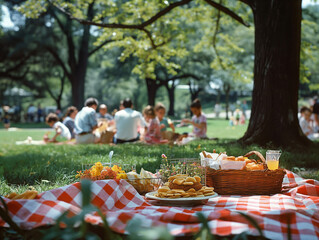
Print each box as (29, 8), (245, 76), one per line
(205, 151), (286, 195)
(100, 130), (115, 144)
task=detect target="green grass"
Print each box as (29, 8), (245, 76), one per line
(0, 129), (50, 144)
(0, 122), (48, 129)
(1, 119), (319, 196)
(176, 119), (248, 139)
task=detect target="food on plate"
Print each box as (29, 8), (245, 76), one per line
(155, 174), (215, 198)
(168, 174), (203, 191)
(5, 190), (38, 200)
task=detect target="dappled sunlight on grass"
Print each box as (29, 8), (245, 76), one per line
(1, 121), (319, 194)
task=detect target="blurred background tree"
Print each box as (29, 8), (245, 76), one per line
(1, 0), (319, 147)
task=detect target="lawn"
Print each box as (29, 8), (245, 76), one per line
(1, 119), (319, 196)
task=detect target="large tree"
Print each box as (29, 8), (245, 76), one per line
(238, 0), (311, 147)
(13, 1), (114, 109)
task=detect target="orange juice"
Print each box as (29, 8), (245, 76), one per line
(267, 160), (279, 170)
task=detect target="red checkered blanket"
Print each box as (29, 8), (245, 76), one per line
(1, 170), (319, 239)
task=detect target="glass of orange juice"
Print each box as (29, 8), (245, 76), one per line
(266, 150), (281, 170)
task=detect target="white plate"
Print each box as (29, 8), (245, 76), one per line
(145, 191), (218, 206)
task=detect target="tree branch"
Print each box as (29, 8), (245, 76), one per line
(142, 28), (157, 49)
(212, 1), (226, 70)
(2, 54), (33, 74)
(45, 46), (71, 79)
(44, 72), (65, 103)
(168, 73), (201, 81)
(158, 73), (201, 83)
(49, 7), (67, 35)
(0, 69), (28, 80)
(204, 0), (250, 27)
(88, 39), (114, 57)
(50, 0), (192, 30)
(65, 17), (77, 72)
(0, 72), (43, 93)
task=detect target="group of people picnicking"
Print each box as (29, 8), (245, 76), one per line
(4, 95), (319, 143)
(299, 96), (319, 140)
(43, 97), (208, 145)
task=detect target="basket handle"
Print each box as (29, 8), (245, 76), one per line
(244, 151), (266, 163)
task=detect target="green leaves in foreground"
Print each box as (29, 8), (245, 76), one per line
(0, 180), (293, 240)
(41, 179), (120, 240)
(194, 212), (216, 240)
(126, 218), (173, 240)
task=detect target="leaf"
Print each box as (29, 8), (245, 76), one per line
(194, 212), (216, 240)
(237, 212), (264, 238)
(0, 197), (25, 236)
(81, 179), (92, 208)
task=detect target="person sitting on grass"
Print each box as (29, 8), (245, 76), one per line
(74, 98), (100, 144)
(143, 105), (168, 144)
(2, 106), (10, 130)
(155, 103), (175, 132)
(299, 107), (319, 140)
(182, 98), (207, 139)
(44, 113), (71, 142)
(114, 98), (145, 144)
(63, 106), (78, 139)
(97, 104), (113, 121)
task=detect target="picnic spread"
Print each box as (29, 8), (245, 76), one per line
(1, 151), (319, 239)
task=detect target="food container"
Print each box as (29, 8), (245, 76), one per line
(205, 151), (286, 195)
(220, 159), (245, 170)
(126, 178), (163, 195)
(200, 151), (226, 170)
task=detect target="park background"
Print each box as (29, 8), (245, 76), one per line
(1, 0), (319, 239)
(0, 0), (319, 189)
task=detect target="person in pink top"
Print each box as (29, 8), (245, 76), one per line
(182, 99), (207, 138)
(143, 105), (168, 144)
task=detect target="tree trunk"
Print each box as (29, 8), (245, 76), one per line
(145, 78), (163, 106)
(70, 9), (91, 109)
(165, 81), (176, 116)
(55, 99), (62, 111)
(71, 72), (85, 109)
(224, 83), (230, 120)
(240, 0), (311, 147)
(189, 86), (202, 102)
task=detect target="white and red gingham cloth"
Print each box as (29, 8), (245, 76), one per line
(1, 170), (319, 239)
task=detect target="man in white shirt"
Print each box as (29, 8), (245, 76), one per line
(114, 98), (145, 144)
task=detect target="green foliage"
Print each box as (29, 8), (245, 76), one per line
(39, 179), (120, 240)
(126, 218), (173, 240)
(16, 0), (255, 99)
(195, 212), (216, 240)
(300, 5), (319, 93)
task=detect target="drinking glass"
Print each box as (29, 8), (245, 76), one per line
(266, 150), (281, 170)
